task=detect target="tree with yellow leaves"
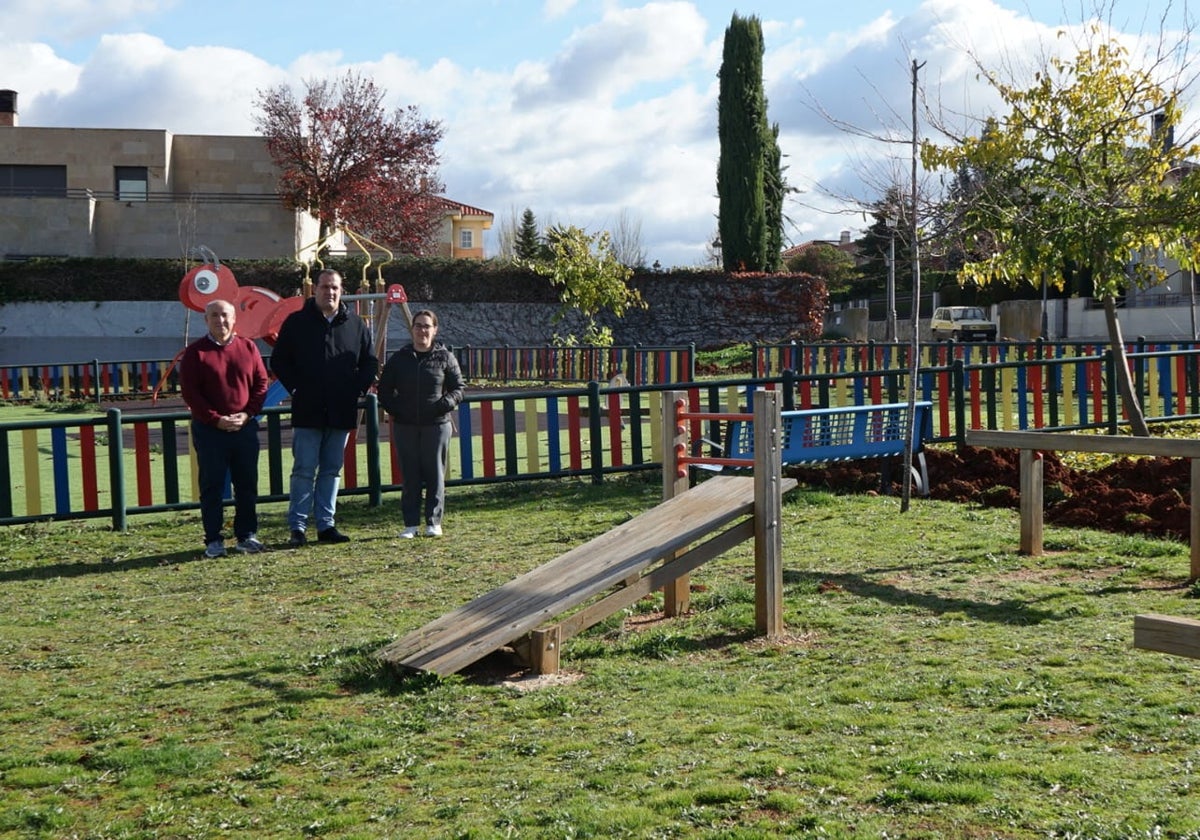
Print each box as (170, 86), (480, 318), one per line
(922, 30), (1200, 435)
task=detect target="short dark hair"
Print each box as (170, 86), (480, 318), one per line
(411, 309), (438, 327)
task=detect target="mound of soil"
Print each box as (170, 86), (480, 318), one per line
(784, 447), (1192, 542)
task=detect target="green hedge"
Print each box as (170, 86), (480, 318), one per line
(0, 258), (782, 305)
(0, 256), (564, 304)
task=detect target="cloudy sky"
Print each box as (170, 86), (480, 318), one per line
(1, 0), (1194, 267)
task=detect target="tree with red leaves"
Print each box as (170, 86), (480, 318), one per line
(253, 72), (445, 255)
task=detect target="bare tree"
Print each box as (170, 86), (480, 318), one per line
(494, 206), (521, 260)
(608, 208), (647, 269)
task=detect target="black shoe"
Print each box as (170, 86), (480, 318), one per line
(317, 527), (351, 544)
(288, 530), (307, 548)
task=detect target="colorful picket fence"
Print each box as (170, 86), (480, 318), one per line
(0, 344), (697, 404)
(454, 344), (695, 385)
(5, 343), (1200, 528)
(0, 359), (181, 402)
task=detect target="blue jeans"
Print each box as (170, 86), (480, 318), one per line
(192, 420), (260, 544)
(288, 427), (349, 533)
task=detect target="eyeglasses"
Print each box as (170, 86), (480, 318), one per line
(413, 323), (435, 329)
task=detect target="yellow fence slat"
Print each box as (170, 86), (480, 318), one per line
(648, 395), (662, 463)
(1061, 363), (1075, 427)
(22, 428), (41, 515)
(524, 399), (540, 473)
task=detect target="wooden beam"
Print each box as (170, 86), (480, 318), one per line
(966, 429), (1200, 459)
(1134, 613), (1200, 660)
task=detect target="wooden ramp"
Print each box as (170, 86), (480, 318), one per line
(376, 475), (792, 676)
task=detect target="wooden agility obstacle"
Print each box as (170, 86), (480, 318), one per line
(375, 389), (795, 676)
(965, 429), (1200, 581)
(1134, 613), (1200, 661)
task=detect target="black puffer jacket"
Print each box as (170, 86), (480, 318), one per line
(269, 298), (378, 429)
(378, 342), (464, 426)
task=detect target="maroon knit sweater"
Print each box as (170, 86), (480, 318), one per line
(179, 334), (269, 426)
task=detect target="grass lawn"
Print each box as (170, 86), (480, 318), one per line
(2, 473), (1200, 838)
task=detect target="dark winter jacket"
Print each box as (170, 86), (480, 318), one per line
(269, 298), (379, 429)
(378, 342), (464, 426)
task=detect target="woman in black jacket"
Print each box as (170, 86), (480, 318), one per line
(378, 309), (464, 538)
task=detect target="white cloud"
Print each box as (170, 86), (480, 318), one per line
(514, 2), (708, 107)
(1, 0), (1191, 268)
(27, 34), (280, 133)
(0, 42), (80, 103)
(0, 0), (171, 43)
(542, 0), (578, 21)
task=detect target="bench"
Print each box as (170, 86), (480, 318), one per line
(721, 401), (933, 495)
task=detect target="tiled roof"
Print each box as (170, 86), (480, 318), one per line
(437, 197), (493, 218)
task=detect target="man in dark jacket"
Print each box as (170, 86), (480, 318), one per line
(270, 269), (378, 546)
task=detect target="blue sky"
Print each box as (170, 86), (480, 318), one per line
(1, 0), (1193, 267)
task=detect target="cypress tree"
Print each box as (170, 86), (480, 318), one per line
(763, 122), (785, 272)
(717, 13), (769, 272)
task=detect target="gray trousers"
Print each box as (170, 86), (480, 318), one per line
(394, 422), (452, 527)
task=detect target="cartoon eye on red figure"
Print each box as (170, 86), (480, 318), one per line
(178, 263), (239, 312)
(177, 262), (295, 344)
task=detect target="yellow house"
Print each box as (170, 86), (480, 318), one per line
(0, 89), (491, 262)
(434, 197), (493, 260)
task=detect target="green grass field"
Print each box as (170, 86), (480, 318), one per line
(3, 472), (1200, 838)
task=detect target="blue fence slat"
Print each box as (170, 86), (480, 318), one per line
(51, 426), (71, 514)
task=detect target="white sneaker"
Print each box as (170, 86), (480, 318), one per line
(204, 540), (226, 558)
(424, 524), (443, 537)
(399, 526), (419, 539)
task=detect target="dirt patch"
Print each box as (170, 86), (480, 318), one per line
(786, 447), (1192, 542)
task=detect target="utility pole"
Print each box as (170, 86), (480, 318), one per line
(901, 58), (926, 513)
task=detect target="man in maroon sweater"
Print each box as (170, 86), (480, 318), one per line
(180, 299), (269, 558)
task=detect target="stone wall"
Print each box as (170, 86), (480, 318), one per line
(0, 273), (826, 364)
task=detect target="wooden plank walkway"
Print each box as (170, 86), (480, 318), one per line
(376, 475), (767, 676)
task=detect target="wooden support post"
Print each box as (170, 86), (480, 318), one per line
(753, 389), (784, 637)
(661, 390), (690, 617)
(1191, 459), (1200, 581)
(529, 625), (562, 674)
(1019, 448), (1043, 556)
(1134, 613), (1200, 660)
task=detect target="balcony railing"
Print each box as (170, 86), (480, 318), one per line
(0, 187), (282, 204)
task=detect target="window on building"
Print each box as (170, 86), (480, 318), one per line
(115, 166), (148, 201)
(459, 229), (474, 250)
(0, 164), (67, 196)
